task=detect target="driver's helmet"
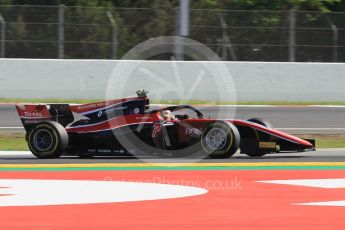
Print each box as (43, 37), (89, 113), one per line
(161, 110), (175, 121)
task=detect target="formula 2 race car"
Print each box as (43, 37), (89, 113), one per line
(16, 91), (315, 159)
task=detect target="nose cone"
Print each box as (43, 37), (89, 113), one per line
(302, 139), (315, 149)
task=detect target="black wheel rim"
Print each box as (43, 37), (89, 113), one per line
(205, 128), (228, 151)
(33, 129), (54, 151)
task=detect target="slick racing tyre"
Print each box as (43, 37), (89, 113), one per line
(28, 121), (69, 159)
(246, 118), (273, 157)
(201, 121), (240, 158)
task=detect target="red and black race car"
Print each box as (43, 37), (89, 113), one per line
(16, 92), (315, 159)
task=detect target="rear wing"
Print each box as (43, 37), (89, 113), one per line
(15, 104), (74, 131)
(16, 104), (51, 131)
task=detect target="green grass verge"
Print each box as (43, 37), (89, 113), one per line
(312, 138), (345, 148)
(1, 98), (345, 106)
(1, 134), (345, 151)
(296, 135), (345, 149)
(0, 135), (28, 151)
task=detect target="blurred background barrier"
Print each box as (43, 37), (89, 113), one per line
(1, 59), (345, 102)
(0, 5), (345, 62)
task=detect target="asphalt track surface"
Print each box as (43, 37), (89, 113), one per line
(1, 149), (345, 164)
(1, 104), (345, 133)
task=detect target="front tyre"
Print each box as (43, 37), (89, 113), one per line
(201, 121), (240, 158)
(28, 121), (68, 159)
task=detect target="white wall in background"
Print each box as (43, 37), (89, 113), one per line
(0, 59), (344, 102)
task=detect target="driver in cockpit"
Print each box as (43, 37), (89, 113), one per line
(161, 110), (176, 121)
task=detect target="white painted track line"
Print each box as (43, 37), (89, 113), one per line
(0, 151), (34, 158)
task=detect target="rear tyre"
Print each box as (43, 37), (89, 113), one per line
(28, 121), (68, 159)
(201, 121), (240, 158)
(245, 118), (273, 157)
